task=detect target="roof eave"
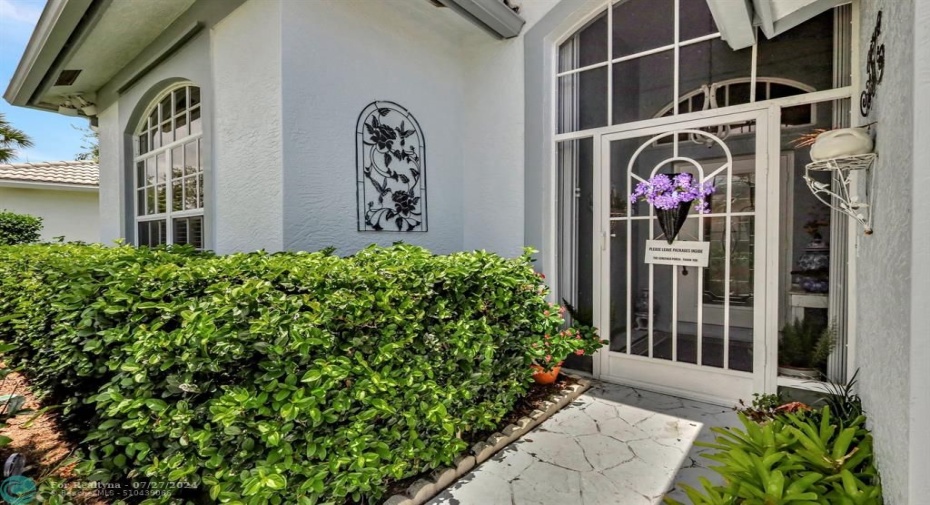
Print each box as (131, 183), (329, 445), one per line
(0, 179), (98, 192)
(436, 0), (525, 39)
(3, 0), (94, 108)
(706, 0), (757, 50)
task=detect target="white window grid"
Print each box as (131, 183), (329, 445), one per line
(133, 84), (204, 249)
(553, 0), (839, 136)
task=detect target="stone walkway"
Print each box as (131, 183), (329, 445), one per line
(429, 381), (738, 505)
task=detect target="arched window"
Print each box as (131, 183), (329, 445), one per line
(133, 84), (204, 249)
(652, 77), (817, 142)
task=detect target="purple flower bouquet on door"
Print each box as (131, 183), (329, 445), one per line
(630, 173), (715, 244)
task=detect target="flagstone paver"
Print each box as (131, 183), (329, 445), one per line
(428, 381), (738, 505)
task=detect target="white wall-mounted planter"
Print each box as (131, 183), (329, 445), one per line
(804, 153), (877, 235)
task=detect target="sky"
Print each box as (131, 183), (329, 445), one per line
(0, 0), (86, 163)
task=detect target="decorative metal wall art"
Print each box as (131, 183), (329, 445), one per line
(860, 10), (884, 116)
(356, 101), (427, 232)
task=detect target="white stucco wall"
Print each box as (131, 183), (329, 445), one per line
(96, 29), (214, 247)
(855, 2), (916, 504)
(94, 0), (242, 251)
(96, 102), (123, 243)
(211, 0), (283, 253)
(909, 0), (930, 501)
(460, 0), (559, 257)
(277, 0), (562, 257)
(90, 0), (565, 257)
(279, 0), (470, 255)
(0, 187), (99, 243)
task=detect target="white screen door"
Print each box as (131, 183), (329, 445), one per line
(593, 109), (776, 405)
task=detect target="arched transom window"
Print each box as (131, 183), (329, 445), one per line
(133, 84), (204, 249)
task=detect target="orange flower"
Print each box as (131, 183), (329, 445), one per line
(545, 355), (552, 363)
(575, 349), (585, 356)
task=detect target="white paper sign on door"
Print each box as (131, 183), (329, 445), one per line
(644, 240), (710, 267)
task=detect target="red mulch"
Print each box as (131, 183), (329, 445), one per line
(0, 366), (104, 504)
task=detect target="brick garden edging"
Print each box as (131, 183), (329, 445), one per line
(383, 376), (593, 505)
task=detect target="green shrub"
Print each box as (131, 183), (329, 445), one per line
(0, 243), (561, 504)
(667, 406), (883, 505)
(0, 211), (42, 245)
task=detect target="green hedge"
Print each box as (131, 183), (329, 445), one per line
(0, 243), (560, 504)
(0, 210), (42, 245)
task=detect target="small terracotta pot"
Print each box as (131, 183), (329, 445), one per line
(531, 363), (562, 385)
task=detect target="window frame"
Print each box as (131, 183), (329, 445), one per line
(132, 83), (204, 249)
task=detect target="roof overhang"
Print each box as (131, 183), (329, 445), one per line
(435, 0), (525, 39)
(0, 179), (98, 192)
(3, 0), (95, 110)
(4, 0), (196, 114)
(708, 0), (849, 50)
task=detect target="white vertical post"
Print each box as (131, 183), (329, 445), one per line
(761, 106), (779, 395)
(673, 0), (680, 115)
(607, 0), (613, 125)
(593, 133), (605, 378)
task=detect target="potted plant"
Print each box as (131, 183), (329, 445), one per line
(778, 318), (836, 379)
(630, 173), (715, 244)
(528, 305), (606, 384)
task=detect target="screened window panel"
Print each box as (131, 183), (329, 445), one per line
(612, 0), (674, 58)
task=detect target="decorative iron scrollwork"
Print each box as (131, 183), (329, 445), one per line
(356, 101), (427, 232)
(860, 11), (885, 116)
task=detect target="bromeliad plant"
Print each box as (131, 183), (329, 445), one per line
(666, 407), (883, 505)
(630, 173), (715, 243)
(669, 372), (882, 505)
(527, 305), (606, 372)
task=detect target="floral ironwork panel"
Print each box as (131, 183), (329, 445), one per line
(356, 101), (427, 232)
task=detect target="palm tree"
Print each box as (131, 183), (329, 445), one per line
(0, 112), (33, 163)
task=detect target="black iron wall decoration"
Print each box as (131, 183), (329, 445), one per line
(860, 10), (885, 116)
(356, 101), (427, 232)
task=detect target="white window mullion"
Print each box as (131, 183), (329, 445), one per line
(166, 146), (174, 246)
(607, 0), (613, 125)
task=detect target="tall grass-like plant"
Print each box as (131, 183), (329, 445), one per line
(818, 369), (864, 427)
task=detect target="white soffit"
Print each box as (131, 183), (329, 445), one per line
(43, 0), (196, 104)
(6, 0), (196, 111)
(708, 0), (848, 50)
